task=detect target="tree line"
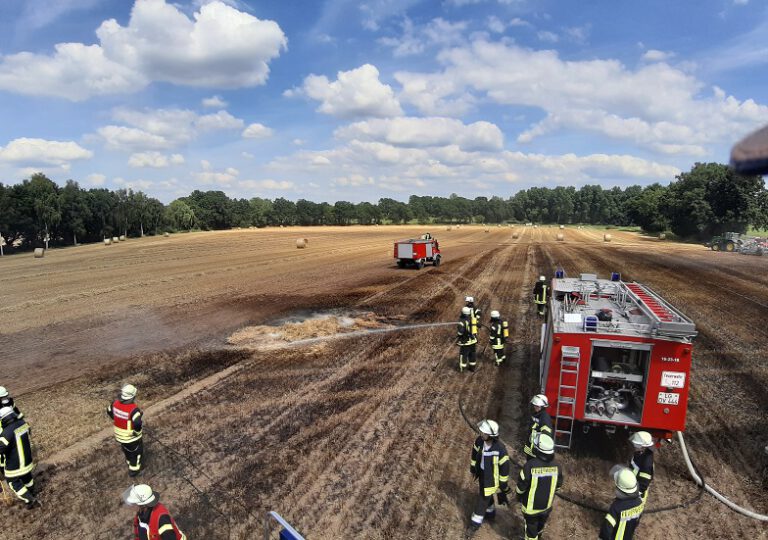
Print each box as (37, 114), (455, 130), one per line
(1, 163), (766, 252)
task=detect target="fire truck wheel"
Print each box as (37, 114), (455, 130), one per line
(433, 256), (441, 267)
(397, 260), (404, 268)
(416, 260), (424, 269)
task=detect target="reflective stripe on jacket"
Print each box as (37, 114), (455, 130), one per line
(134, 504), (187, 540)
(109, 400), (143, 443)
(599, 496), (643, 540)
(630, 449), (654, 499)
(533, 282), (549, 304)
(0, 416), (35, 478)
(515, 456), (563, 515)
(470, 436), (510, 497)
(524, 410), (554, 456)
(489, 319), (508, 349)
(457, 318), (477, 346)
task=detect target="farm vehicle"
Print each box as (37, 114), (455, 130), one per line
(394, 234), (441, 269)
(706, 232), (766, 255)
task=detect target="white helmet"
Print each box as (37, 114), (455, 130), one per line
(531, 394), (549, 408)
(0, 386), (7, 398)
(534, 433), (555, 455)
(539, 275), (546, 281)
(461, 306), (472, 316)
(123, 484), (157, 506)
(465, 296), (474, 303)
(490, 310), (500, 319)
(614, 467), (638, 495)
(630, 431), (654, 448)
(121, 384), (138, 401)
(477, 419), (499, 437)
(0, 406), (14, 420)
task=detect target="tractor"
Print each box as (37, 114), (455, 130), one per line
(707, 232), (743, 252)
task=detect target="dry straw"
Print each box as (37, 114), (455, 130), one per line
(658, 233), (666, 240)
(604, 233), (612, 242)
(119, 235), (126, 241)
(512, 232), (519, 239)
(33, 248), (45, 258)
(296, 238), (307, 249)
(556, 233), (564, 241)
(112, 236), (119, 243)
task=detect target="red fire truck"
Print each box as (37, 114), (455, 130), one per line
(394, 234), (441, 269)
(538, 272), (697, 449)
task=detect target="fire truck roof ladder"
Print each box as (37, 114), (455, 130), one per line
(623, 282), (697, 338)
(555, 346), (581, 450)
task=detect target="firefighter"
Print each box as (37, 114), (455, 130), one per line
(108, 384), (144, 476)
(488, 310), (509, 366)
(464, 296), (481, 338)
(533, 276), (548, 316)
(124, 484), (187, 540)
(524, 394), (553, 459)
(0, 386), (24, 419)
(599, 467), (644, 540)
(468, 419), (511, 533)
(457, 306), (478, 372)
(0, 406), (38, 509)
(516, 433), (563, 540)
(629, 431), (654, 507)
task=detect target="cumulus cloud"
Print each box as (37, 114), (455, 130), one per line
(194, 162), (240, 186)
(86, 173), (107, 186)
(289, 64), (403, 119)
(642, 49), (674, 62)
(395, 39), (768, 156)
(332, 174), (375, 187)
(0, 0), (287, 101)
(98, 107), (244, 151)
(537, 31), (559, 43)
(128, 151), (185, 168)
(238, 179), (294, 190)
(202, 95), (228, 108)
(242, 123), (274, 139)
(378, 17), (468, 57)
(335, 117), (504, 152)
(0, 138), (93, 167)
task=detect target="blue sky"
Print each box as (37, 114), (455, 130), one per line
(0, 0), (765, 203)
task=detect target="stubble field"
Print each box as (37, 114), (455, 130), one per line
(0, 225), (766, 539)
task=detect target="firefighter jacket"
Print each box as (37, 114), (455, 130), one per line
(457, 317), (477, 346)
(524, 410), (554, 456)
(515, 454), (563, 515)
(0, 413), (35, 479)
(599, 494), (643, 540)
(489, 319), (509, 349)
(108, 399), (143, 444)
(467, 305), (481, 336)
(134, 504), (187, 540)
(533, 281), (548, 304)
(0, 396), (23, 420)
(630, 449), (654, 498)
(470, 436), (511, 497)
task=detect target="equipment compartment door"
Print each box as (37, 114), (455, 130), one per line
(397, 243), (414, 259)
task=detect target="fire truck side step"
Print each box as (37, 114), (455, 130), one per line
(560, 385), (577, 390)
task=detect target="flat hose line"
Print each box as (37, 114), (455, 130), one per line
(457, 394), (708, 515)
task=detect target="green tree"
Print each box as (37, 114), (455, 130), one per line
(166, 199), (196, 231)
(249, 197), (273, 227)
(270, 197), (296, 226)
(59, 180), (91, 245)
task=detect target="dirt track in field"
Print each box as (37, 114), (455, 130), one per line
(1, 225), (767, 539)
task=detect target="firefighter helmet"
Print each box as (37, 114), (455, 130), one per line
(534, 433), (555, 455)
(465, 296), (474, 303)
(531, 394), (549, 408)
(0, 386), (7, 398)
(461, 306), (471, 316)
(614, 467), (638, 494)
(0, 406), (14, 420)
(477, 419), (499, 437)
(121, 384), (138, 401)
(490, 310), (500, 319)
(539, 275), (546, 281)
(124, 484), (157, 506)
(630, 431), (654, 448)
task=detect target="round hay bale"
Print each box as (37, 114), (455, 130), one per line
(112, 236), (119, 243)
(33, 248), (45, 258)
(604, 233), (613, 242)
(556, 233), (564, 241)
(164, 232), (170, 238)
(446, 226), (452, 231)
(104, 238), (112, 245)
(658, 233), (666, 240)
(559, 224), (565, 230)
(296, 238), (307, 249)
(119, 235), (126, 241)
(485, 228), (490, 233)
(512, 232), (519, 239)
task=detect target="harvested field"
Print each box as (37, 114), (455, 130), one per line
(1, 225), (767, 539)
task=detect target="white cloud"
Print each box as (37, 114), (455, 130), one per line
(291, 64), (403, 118)
(98, 107), (244, 151)
(378, 176), (426, 191)
(733, 0), (749, 5)
(242, 123), (274, 139)
(397, 39), (768, 156)
(537, 31), (559, 43)
(509, 18), (531, 28)
(195, 163), (240, 186)
(336, 117), (504, 152)
(0, 138), (93, 167)
(202, 95), (228, 108)
(116, 178), (154, 190)
(642, 49), (674, 62)
(292, 139), (306, 146)
(238, 179), (294, 190)
(378, 17), (468, 57)
(0, 0), (286, 101)
(311, 156), (331, 166)
(241, 151), (254, 159)
(332, 174), (375, 187)
(86, 173), (107, 186)
(395, 71), (475, 116)
(128, 151), (185, 168)
(488, 16), (506, 33)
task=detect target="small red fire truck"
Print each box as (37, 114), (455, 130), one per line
(538, 272), (697, 449)
(394, 234), (441, 269)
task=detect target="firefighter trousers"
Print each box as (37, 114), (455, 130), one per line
(492, 345), (506, 365)
(121, 438), (144, 476)
(7, 473), (35, 504)
(459, 343), (476, 372)
(522, 509), (551, 540)
(470, 477), (496, 527)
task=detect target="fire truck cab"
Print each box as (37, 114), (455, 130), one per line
(539, 272), (697, 449)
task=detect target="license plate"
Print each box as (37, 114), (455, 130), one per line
(657, 392), (679, 405)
